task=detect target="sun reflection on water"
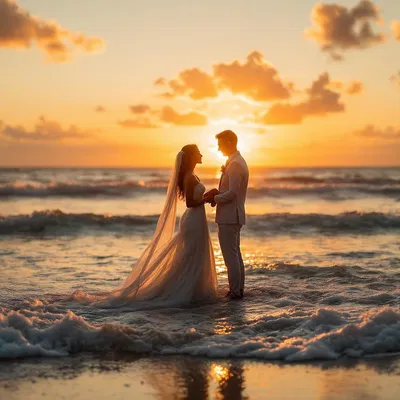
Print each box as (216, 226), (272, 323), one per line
(214, 319), (234, 335)
(211, 364), (231, 384)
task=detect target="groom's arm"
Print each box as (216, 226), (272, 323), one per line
(214, 162), (242, 204)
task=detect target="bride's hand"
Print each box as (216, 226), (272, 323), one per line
(204, 188), (219, 199)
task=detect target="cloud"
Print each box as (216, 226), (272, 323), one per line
(345, 80), (364, 95)
(259, 104), (304, 125)
(392, 21), (400, 40)
(156, 51), (292, 102)
(260, 73), (345, 125)
(0, 0), (104, 62)
(154, 77), (166, 86)
(213, 51), (293, 101)
(129, 104), (151, 114)
(117, 118), (160, 129)
(95, 106), (106, 113)
(390, 71), (400, 87)
(118, 104), (155, 128)
(118, 105), (207, 128)
(160, 68), (218, 100)
(160, 107), (207, 126)
(305, 0), (385, 60)
(327, 79), (364, 94)
(0, 116), (92, 141)
(355, 125), (400, 139)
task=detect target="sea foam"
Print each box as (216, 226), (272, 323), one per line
(1, 304), (399, 361)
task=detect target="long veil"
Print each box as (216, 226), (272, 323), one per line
(109, 151), (183, 301)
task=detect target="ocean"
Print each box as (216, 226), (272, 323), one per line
(0, 166), (399, 363)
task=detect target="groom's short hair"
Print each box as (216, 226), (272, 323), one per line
(216, 130), (238, 146)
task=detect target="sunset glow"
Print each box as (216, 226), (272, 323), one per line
(1, 0), (399, 167)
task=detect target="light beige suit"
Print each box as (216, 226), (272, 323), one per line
(214, 151), (249, 296)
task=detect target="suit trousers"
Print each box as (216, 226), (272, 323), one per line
(217, 224), (245, 296)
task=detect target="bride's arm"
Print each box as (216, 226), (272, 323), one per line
(184, 175), (204, 208)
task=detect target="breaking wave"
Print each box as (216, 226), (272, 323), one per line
(1, 181), (400, 199)
(0, 181), (167, 198)
(0, 303), (399, 361)
(1, 210), (400, 235)
(0, 210), (158, 234)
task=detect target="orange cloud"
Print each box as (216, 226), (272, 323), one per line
(119, 104), (159, 128)
(0, 0), (104, 62)
(118, 105), (207, 128)
(154, 77), (166, 86)
(0, 116), (92, 141)
(117, 118), (160, 129)
(130, 104), (151, 114)
(390, 71), (400, 87)
(213, 51), (292, 101)
(325, 79), (364, 95)
(346, 80), (364, 95)
(259, 104), (304, 125)
(392, 21), (400, 40)
(156, 51), (292, 102)
(260, 73), (345, 125)
(305, 0), (385, 60)
(160, 106), (208, 126)
(159, 68), (218, 100)
(355, 125), (400, 139)
(95, 106), (106, 113)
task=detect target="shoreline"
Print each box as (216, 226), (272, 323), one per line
(1, 354), (399, 400)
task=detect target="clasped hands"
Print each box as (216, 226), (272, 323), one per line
(203, 188), (219, 207)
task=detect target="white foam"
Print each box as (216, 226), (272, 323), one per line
(1, 305), (399, 361)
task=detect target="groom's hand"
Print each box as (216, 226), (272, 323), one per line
(204, 188), (219, 198)
(204, 198), (216, 207)
(203, 189), (219, 204)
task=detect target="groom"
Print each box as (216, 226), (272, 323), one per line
(205, 130), (249, 300)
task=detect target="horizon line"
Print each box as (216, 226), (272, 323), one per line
(1, 164), (400, 169)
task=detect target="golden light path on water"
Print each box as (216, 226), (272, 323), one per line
(3, 357), (399, 400)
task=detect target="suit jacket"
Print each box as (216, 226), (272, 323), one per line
(214, 151), (249, 225)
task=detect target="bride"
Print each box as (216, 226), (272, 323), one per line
(106, 144), (218, 307)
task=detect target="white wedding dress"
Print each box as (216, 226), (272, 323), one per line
(105, 152), (218, 308)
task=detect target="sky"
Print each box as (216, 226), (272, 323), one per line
(0, 0), (399, 167)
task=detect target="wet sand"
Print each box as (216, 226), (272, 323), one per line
(1, 355), (399, 400)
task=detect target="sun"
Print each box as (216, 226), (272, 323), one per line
(197, 120), (260, 166)
(237, 132), (255, 155)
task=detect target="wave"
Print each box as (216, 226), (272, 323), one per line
(0, 181), (167, 198)
(0, 304), (399, 360)
(266, 175), (400, 185)
(249, 186), (400, 200)
(1, 181), (400, 199)
(0, 210), (158, 234)
(1, 210), (400, 235)
(246, 211), (400, 233)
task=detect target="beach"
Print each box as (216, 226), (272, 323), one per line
(1, 356), (400, 400)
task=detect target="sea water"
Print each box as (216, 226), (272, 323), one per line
(0, 166), (399, 361)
